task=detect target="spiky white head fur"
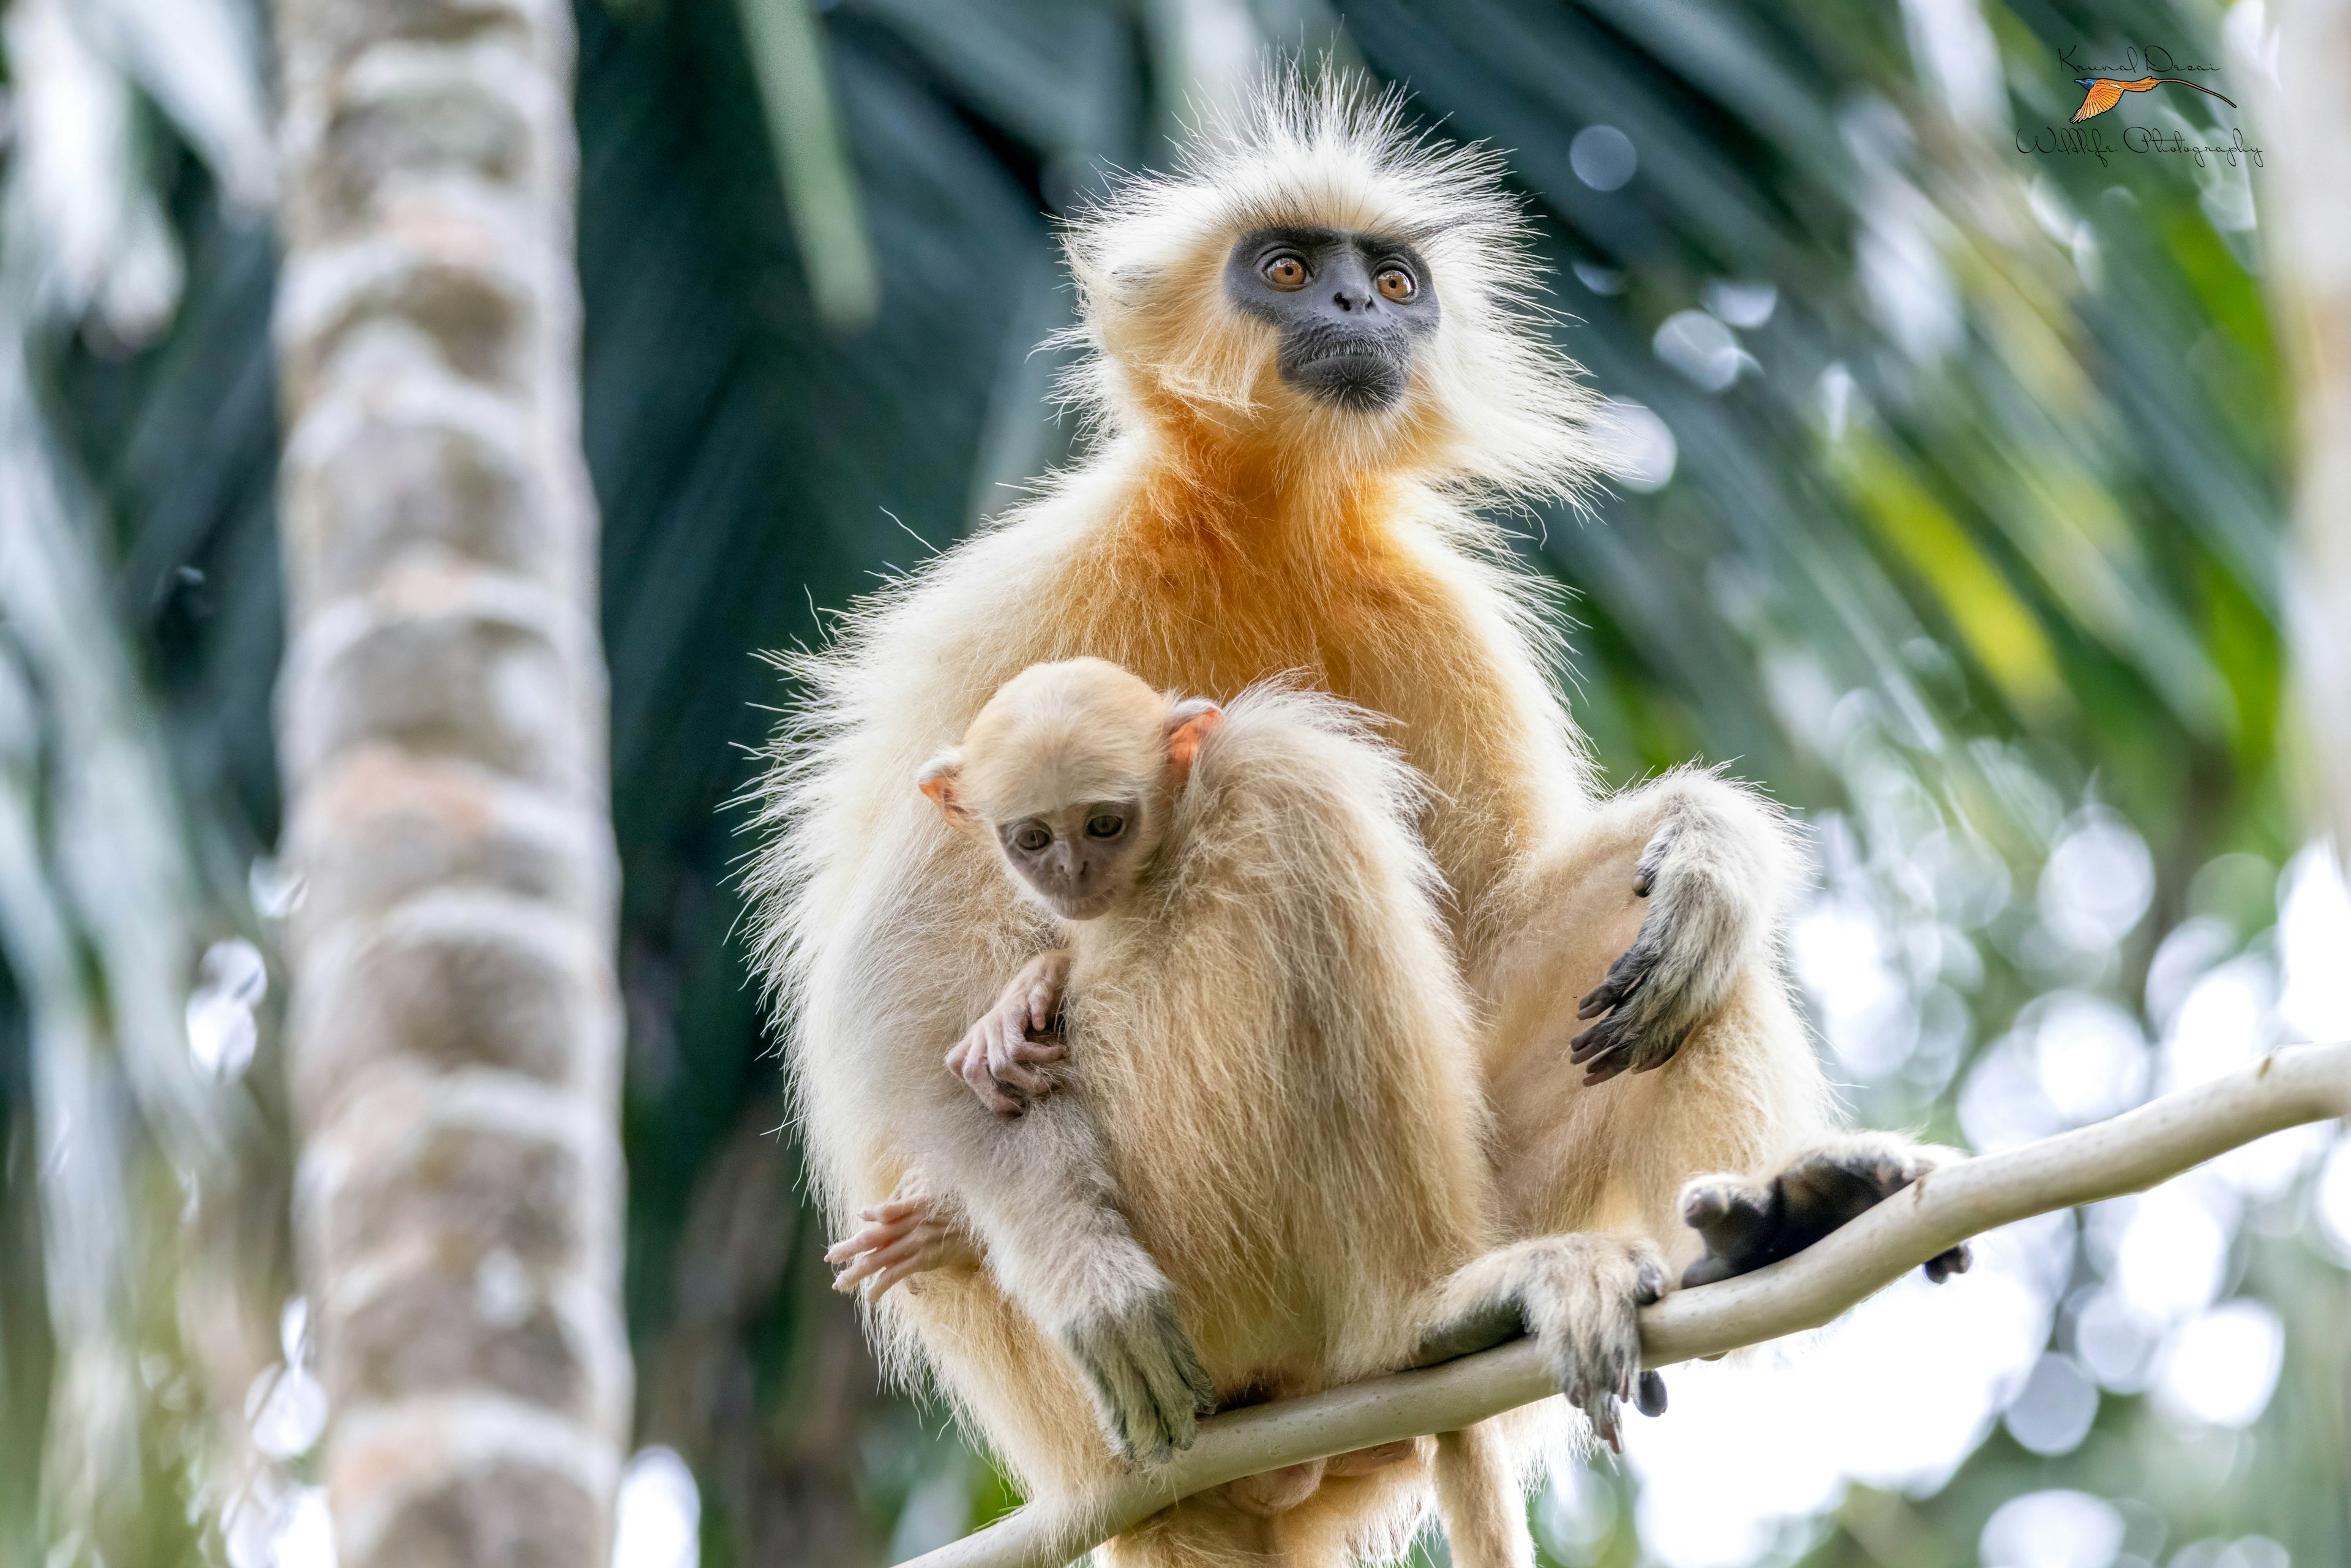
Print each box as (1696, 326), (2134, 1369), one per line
(1059, 74), (1603, 506)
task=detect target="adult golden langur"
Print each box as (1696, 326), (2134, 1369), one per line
(754, 73), (1962, 1555)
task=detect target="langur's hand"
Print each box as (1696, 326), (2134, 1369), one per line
(1679, 1135), (1971, 1289)
(825, 1195), (980, 1300)
(1420, 1234), (1670, 1455)
(945, 949), (1073, 1117)
(1572, 779), (1787, 1086)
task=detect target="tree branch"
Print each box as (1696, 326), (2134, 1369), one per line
(902, 1040), (2351, 1568)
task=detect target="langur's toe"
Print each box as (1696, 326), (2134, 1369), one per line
(1636, 1370), (1668, 1417)
(1681, 1184), (1731, 1228)
(1924, 1242), (1971, 1283)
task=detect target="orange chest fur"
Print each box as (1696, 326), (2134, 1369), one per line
(1040, 508), (1485, 771)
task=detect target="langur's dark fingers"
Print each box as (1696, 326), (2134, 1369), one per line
(1632, 863), (1655, 897)
(1412, 1297), (1526, 1367)
(1132, 1337), (1204, 1454)
(1576, 982), (1618, 1020)
(1680, 1179), (1772, 1248)
(1567, 1019), (1621, 1061)
(1637, 1371), (1668, 1417)
(1679, 1255), (1736, 1289)
(1680, 1185), (1731, 1229)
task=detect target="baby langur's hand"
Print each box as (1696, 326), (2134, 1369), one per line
(946, 949), (1073, 1117)
(825, 1194), (980, 1301)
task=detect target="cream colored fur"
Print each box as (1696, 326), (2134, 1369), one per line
(749, 75), (1850, 1564)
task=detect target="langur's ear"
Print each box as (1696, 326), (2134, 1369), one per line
(1164, 699), (1224, 778)
(917, 749), (970, 823)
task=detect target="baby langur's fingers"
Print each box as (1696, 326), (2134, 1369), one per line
(861, 1197), (926, 1225)
(830, 1244), (898, 1294)
(986, 1029), (1051, 1093)
(838, 1229), (929, 1288)
(823, 1217), (902, 1263)
(967, 1057), (1024, 1116)
(992, 1060), (1051, 1094)
(865, 1250), (937, 1301)
(1006, 1035), (1067, 1064)
(823, 1237), (874, 1267)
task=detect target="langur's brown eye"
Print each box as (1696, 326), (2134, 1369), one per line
(1262, 254), (1309, 290)
(1376, 267), (1415, 302)
(1085, 814), (1126, 839)
(1014, 825), (1051, 853)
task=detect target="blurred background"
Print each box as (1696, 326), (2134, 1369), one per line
(1, 1), (2346, 1566)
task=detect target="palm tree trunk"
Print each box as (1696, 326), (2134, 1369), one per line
(269, 1), (631, 1563)
(2273, 0), (2351, 850)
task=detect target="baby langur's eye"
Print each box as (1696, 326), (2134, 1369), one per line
(1262, 253), (1310, 290)
(1084, 813), (1127, 839)
(1013, 824), (1051, 853)
(1375, 266), (1416, 302)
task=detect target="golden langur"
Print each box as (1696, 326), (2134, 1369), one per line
(754, 75), (1962, 1556)
(832, 657), (1532, 1564)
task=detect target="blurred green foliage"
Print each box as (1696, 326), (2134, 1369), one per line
(3, 0), (2339, 1564)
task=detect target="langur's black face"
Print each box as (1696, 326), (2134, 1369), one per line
(1224, 225), (1441, 411)
(996, 798), (1148, 921)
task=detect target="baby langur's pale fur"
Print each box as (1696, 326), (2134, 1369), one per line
(755, 73), (1959, 1568)
(835, 658), (1532, 1565)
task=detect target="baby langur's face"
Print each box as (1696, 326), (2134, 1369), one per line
(1224, 224), (1441, 411)
(920, 659), (1222, 922)
(993, 797), (1147, 921)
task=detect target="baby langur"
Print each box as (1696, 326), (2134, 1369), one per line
(831, 658), (1535, 1568)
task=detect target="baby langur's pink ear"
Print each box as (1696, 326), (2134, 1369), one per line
(1164, 698), (1224, 778)
(917, 748), (970, 823)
